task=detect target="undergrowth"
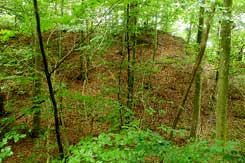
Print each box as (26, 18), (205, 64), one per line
(0, 129), (26, 162)
(54, 122), (245, 163)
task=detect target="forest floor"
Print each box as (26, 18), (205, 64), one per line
(2, 30), (245, 162)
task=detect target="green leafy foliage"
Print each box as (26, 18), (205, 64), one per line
(159, 124), (188, 138)
(162, 140), (245, 163)
(0, 29), (16, 42)
(66, 126), (171, 163)
(0, 46), (34, 98)
(0, 0), (244, 162)
(0, 146), (12, 163)
(0, 130), (26, 162)
(64, 127), (244, 163)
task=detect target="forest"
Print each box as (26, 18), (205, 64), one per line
(0, 0), (244, 162)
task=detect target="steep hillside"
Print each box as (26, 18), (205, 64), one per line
(2, 31), (244, 162)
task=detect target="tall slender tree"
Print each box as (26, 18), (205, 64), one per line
(31, 27), (42, 138)
(215, 0), (232, 142)
(190, 0), (205, 138)
(33, 0), (64, 158)
(152, 1), (159, 62)
(126, 2), (137, 111)
(172, 2), (216, 134)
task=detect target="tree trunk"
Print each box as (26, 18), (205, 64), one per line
(215, 0), (232, 142)
(186, 20), (193, 44)
(0, 88), (5, 116)
(152, 6), (158, 62)
(58, 0), (64, 58)
(171, 3), (216, 135)
(126, 2), (137, 111)
(126, 3), (132, 110)
(191, 70), (202, 138)
(237, 45), (244, 61)
(77, 20), (90, 82)
(77, 30), (86, 81)
(33, 0), (64, 158)
(190, 0), (205, 138)
(31, 29), (42, 138)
